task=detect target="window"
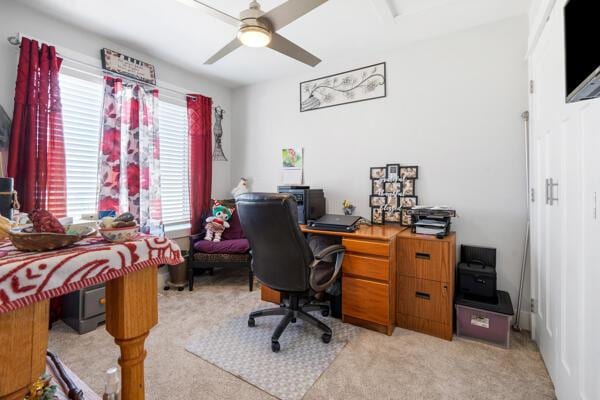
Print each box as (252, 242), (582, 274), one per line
(60, 72), (190, 226)
(60, 73), (103, 219)
(158, 101), (190, 226)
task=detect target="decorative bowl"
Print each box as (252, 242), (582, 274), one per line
(8, 226), (97, 252)
(99, 225), (139, 243)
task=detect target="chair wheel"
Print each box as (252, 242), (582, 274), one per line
(248, 318), (256, 327)
(163, 286), (170, 291)
(177, 287), (184, 292)
(271, 341), (281, 352)
(291, 317), (297, 323)
(321, 309), (330, 317)
(322, 333), (332, 344)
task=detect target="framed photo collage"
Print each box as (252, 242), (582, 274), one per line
(370, 164), (418, 226)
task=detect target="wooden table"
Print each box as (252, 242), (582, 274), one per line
(0, 236), (183, 400)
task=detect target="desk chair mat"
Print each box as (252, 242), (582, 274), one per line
(185, 303), (360, 400)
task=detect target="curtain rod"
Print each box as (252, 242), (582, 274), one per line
(6, 33), (200, 101)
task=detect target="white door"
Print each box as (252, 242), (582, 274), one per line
(530, 7), (561, 380)
(580, 100), (600, 400)
(529, 2), (599, 399)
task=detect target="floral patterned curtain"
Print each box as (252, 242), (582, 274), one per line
(97, 76), (162, 234)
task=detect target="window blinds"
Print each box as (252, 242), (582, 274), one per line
(158, 101), (191, 226)
(60, 73), (103, 219)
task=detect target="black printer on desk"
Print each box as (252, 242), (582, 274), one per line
(277, 185), (325, 224)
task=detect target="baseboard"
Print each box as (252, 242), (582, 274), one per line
(514, 309), (531, 331)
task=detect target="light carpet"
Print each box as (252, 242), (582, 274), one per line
(186, 309), (359, 400)
(48, 268), (556, 399)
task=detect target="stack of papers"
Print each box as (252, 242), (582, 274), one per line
(414, 219), (448, 235)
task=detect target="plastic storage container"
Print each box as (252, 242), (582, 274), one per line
(455, 290), (513, 348)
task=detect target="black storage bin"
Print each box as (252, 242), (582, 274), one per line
(455, 290), (514, 348)
(457, 261), (497, 299)
(457, 245), (497, 300)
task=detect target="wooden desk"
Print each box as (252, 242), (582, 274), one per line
(261, 224), (407, 335)
(0, 236), (183, 400)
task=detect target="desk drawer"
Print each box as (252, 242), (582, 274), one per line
(397, 276), (450, 325)
(342, 254), (389, 281)
(82, 286), (106, 319)
(398, 239), (448, 282)
(342, 276), (389, 326)
(342, 238), (389, 257)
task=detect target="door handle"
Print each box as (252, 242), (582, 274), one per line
(415, 252), (431, 260)
(549, 178), (558, 205)
(415, 291), (431, 300)
(546, 178), (559, 205)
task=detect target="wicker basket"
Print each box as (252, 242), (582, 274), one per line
(8, 226), (97, 252)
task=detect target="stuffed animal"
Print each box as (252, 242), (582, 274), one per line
(231, 177), (249, 198)
(204, 202), (234, 242)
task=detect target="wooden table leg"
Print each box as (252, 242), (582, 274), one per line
(105, 266), (158, 400)
(0, 300), (49, 400)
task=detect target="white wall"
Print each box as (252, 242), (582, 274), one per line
(0, 1), (233, 200)
(231, 17), (530, 321)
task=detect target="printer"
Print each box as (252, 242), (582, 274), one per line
(408, 206), (456, 237)
(277, 185), (325, 224)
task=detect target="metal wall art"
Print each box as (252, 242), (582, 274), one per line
(369, 164), (419, 225)
(0, 106), (10, 150)
(300, 62), (386, 112)
(212, 106), (227, 161)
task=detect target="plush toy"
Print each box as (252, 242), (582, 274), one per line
(204, 202), (234, 242)
(231, 177), (249, 198)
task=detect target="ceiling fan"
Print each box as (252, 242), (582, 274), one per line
(176, 0), (328, 67)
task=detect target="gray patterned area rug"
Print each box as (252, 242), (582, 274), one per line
(185, 310), (360, 400)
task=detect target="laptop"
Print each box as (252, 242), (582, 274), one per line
(307, 214), (361, 232)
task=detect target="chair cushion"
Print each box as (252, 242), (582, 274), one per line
(194, 238), (250, 254)
(312, 262), (335, 287)
(221, 210), (245, 240)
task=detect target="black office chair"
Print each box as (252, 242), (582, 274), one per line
(235, 193), (345, 352)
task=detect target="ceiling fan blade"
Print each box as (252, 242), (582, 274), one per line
(175, 0), (240, 27)
(267, 33), (321, 67)
(261, 0), (328, 31)
(204, 38), (242, 64)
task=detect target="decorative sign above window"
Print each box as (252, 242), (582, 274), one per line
(300, 62), (386, 112)
(369, 164), (419, 226)
(101, 48), (156, 85)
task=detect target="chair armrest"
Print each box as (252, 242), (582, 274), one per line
(313, 244), (345, 261)
(189, 233), (204, 241)
(309, 245), (345, 292)
(188, 233), (204, 256)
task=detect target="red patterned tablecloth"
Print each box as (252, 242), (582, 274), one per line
(0, 235), (183, 314)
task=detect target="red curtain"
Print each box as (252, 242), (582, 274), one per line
(187, 95), (212, 234)
(8, 37), (66, 216)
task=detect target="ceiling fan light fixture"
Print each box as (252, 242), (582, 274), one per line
(237, 25), (272, 47)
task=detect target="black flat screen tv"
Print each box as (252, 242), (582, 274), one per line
(564, 0), (600, 103)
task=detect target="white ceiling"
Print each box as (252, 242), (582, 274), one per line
(18, 0), (530, 87)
